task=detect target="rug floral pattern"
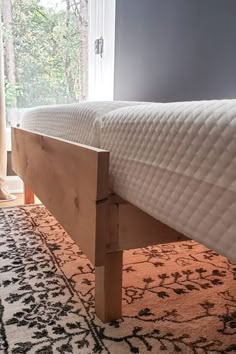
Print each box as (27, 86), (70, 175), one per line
(0, 205), (235, 353)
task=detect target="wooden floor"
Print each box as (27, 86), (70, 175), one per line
(0, 194), (24, 208)
(0, 193), (40, 208)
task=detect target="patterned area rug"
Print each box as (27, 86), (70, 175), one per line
(0, 205), (235, 354)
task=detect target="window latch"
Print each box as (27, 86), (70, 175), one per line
(94, 36), (104, 58)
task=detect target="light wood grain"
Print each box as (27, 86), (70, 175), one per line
(117, 203), (188, 249)
(95, 251), (123, 323)
(0, 193), (40, 208)
(106, 199), (189, 252)
(12, 128), (109, 266)
(0, 193), (23, 207)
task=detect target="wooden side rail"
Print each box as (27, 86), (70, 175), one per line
(11, 128), (109, 266)
(12, 128), (123, 322)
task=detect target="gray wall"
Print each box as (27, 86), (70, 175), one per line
(114, 0), (236, 102)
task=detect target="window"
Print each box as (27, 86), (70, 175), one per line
(1, 0), (115, 191)
(2, 0), (89, 127)
(2, 0), (115, 128)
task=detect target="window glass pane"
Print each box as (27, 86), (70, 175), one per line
(2, 0), (88, 126)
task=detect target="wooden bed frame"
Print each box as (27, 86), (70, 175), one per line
(12, 127), (188, 323)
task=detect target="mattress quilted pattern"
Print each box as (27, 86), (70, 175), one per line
(100, 100), (236, 261)
(21, 101), (146, 146)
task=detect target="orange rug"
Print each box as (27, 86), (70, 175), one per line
(0, 205), (235, 353)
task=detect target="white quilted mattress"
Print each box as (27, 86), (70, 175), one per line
(21, 100), (236, 261)
(21, 101), (146, 146)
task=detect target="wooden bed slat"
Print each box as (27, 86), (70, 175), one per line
(117, 203), (188, 249)
(106, 197), (189, 252)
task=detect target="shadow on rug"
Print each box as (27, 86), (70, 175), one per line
(0, 205), (235, 354)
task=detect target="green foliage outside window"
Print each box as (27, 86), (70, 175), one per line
(3, 0), (82, 111)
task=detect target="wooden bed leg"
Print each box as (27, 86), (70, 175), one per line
(24, 183), (35, 204)
(95, 251), (123, 323)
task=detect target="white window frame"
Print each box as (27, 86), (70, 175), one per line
(88, 0), (116, 101)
